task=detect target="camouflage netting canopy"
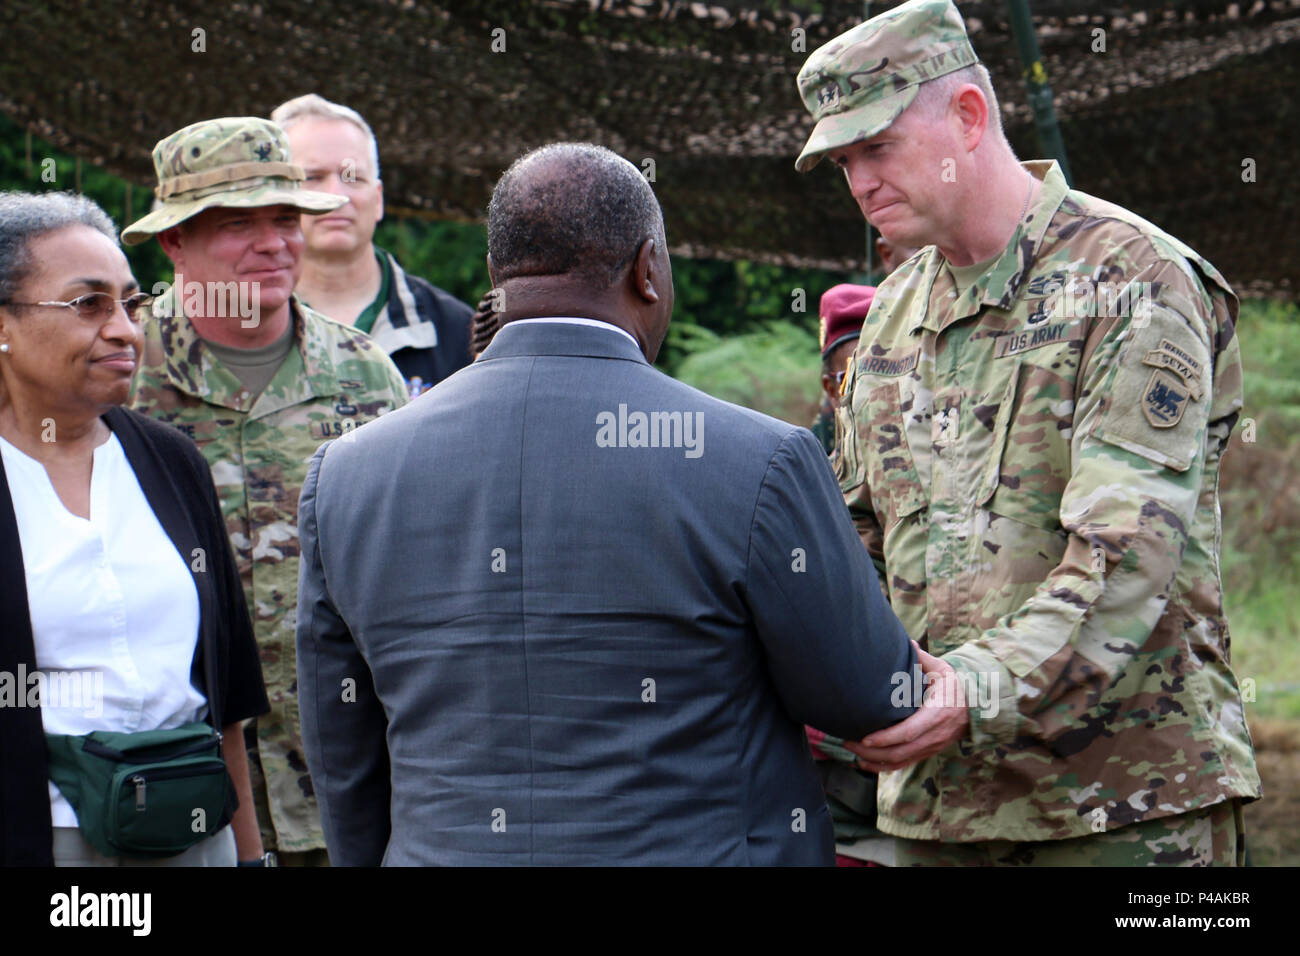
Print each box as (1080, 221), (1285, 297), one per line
(1, 0), (1296, 296)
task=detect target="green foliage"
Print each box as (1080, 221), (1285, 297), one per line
(1237, 300), (1300, 428)
(0, 114), (173, 290)
(657, 256), (851, 372)
(1220, 299), (1300, 720)
(1220, 299), (1300, 584)
(672, 319), (822, 426)
(673, 256), (852, 334)
(374, 218), (490, 307)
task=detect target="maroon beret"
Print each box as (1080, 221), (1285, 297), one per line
(819, 283), (875, 360)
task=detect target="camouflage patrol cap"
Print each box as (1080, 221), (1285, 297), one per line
(794, 0), (978, 172)
(121, 116), (346, 245)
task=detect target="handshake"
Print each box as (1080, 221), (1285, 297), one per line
(827, 641), (973, 774)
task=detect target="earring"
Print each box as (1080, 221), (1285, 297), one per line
(0, 343), (9, 353)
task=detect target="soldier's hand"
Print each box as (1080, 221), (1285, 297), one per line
(844, 642), (970, 772)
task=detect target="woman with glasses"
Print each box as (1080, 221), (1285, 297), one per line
(0, 191), (268, 866)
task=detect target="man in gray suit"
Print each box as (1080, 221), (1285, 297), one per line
(296, 143), (921, 865)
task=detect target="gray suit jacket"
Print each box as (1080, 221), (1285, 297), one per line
(297, 319), (916, 865)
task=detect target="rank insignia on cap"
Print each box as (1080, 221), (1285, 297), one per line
(255, 142), (273, 161)
(1141, 368), (1192, 428)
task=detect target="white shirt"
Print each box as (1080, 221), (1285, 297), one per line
(508, 316), (641, 350)
(0, 432), (205, 827)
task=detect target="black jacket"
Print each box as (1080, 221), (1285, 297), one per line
(0, 406), (268, 866)
(367, 250), (473, 394)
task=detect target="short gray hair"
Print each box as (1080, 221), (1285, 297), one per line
(0, 191), (117, 306)
(271, 93), (382, 180)
(488, 143), (665, 288)
(910, 64), (1007, 141)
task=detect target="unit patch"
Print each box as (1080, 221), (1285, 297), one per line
(1141, 338), (1202, 399)
(1141, 369), (1192, 428)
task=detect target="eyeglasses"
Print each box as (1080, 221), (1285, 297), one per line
(834, 370), (847, 387)
(6, 292), (154, 323)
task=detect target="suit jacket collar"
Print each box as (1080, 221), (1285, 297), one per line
(478, 318), (650, 365)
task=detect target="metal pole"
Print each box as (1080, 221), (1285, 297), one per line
(1006, 0), (1073, 186)
(864, 0), (874, 280)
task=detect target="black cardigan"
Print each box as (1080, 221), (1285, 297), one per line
(0, 406), (269, 865)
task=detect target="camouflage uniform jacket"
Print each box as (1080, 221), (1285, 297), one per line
(836, 160), (1261, 842)
(811, 394), (837, 456)
(130, 291), (408, 851)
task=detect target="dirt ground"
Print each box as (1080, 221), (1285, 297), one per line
(1243, 718), (1300, 866)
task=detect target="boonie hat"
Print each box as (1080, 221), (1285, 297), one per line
(122, 116), (346, 245)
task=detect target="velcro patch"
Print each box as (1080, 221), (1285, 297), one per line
(1141, 338), (1203, 399)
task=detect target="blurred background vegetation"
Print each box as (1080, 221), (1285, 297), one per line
(3, 115), (1296, 860)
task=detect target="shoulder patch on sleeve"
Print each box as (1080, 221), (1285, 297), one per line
(1140, 369), (1193, 428)
(1091, 306), (1212, 472)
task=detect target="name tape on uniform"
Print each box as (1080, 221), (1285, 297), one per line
(858, 350), (919, 377)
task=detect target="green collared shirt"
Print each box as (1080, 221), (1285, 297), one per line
(350, 247), (391, 336)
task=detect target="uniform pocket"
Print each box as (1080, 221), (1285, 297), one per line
(832, 399), (864, 493)
(980, 361), (1071, 532)
(970, 363), (1071, 647)
(857, 380), (926, 528)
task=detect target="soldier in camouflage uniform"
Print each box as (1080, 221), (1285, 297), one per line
(795, 0), (1260, 865)
(812, 256), (917, 455)
(812, 284), (874, 455)
(122, 118), (409, 865)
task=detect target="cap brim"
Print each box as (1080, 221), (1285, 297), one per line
(794, 85), (919, 173)
(821, 330), (862, 360)
(121, 187), (347, 246)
